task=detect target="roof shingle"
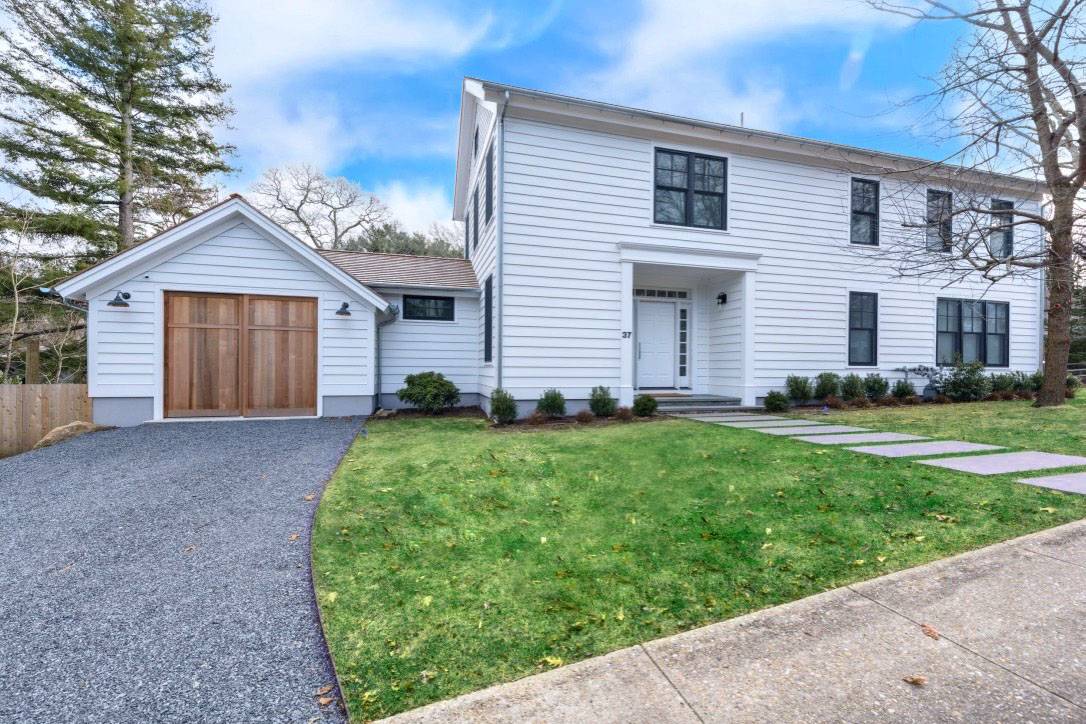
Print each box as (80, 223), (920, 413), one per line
(318, 249), (478, 290)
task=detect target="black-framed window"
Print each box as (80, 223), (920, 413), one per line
(990, 199), (1014, 258)
(403, 295), (455, 322)
(472, 188), (479, 249)
(473, 126), (478, 157)
(463, 211), (470, 258)
(936, 298), (1009, 366)
(927, 189), (953, 251)
(850, 178), (879, 245)
(485, 147), (494, 222)
(653, 149), (727, 230)
(848, 292), (878, 366)
(483, 275), (493, 363)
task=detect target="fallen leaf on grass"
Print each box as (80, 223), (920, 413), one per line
(539, 656), (563, 668)
(903, 675), (927, 686)
(920, 623), (940, 640)
(1038, 507), (1057, 513)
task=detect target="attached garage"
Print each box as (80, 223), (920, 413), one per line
(164, 292), (318, 418)
(54, 196), (394, 426)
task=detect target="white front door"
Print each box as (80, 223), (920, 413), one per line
(637, 300), (676, 388)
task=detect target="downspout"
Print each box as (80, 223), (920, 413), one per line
(38, 287), (89, 315)
(496, 90), (510, 391)
(374, 304), (399, 413)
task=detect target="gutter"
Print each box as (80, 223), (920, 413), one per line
(38, 287), (89, 314)
(373, 304), (400, 413)
(496, 89), (509, 391)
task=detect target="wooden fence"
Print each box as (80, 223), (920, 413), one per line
(0, 384), (91, 458)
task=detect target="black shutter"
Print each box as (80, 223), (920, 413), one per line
(484, 275), (493, 362)
(485, 147), (494, 222)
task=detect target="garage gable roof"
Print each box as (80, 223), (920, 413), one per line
(54, 196), (392, 312)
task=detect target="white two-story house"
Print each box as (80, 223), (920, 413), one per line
(56, 78), (1044, 425)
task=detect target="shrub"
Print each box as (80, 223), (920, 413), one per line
(1028, 370), (1045, 391)
(396, 371), (460, 414)
(764, 390), (790, 412)
(526, 410), (547, 425)
(863, 373), (889, 400)
(1067, 374), (1083, 392)
(1008, 370), (1033, 392)
(536, 388), (566, 418)
(841, 373), (865, 401)
(588, 385), (617, 417)
(489, 388), (518, 425)
(989, 372), (1017, 393)
(891, 379), (916, 399)
(943, 361), (991, 402)
(615, 406), (634, 421)
(785, 375), (813, 402)
(813, 372), (841, 400)
(575, 409), (595, 423)
(823, 394), (846, 409)
(632, 394), (658, 417)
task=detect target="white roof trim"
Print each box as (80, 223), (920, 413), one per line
(618, 241), (761, 272)
(55, 197), (392, 311)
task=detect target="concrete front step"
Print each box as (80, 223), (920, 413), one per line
(663, 405), (758, 414)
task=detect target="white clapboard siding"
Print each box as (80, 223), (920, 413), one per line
(466, 107), (500, 398)
(87, 220), (375, 401)
(499, 115), (1042, 400)
(377, 290), (480, 395)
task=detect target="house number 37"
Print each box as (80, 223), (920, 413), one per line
(622, 331), (632, 338)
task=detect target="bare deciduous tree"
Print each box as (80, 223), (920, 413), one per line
(249, 165), (390, 249)
(864, 0), (1086, 406)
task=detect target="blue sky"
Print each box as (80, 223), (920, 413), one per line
(210, 0), (966, 232)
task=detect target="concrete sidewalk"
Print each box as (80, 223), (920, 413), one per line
(384, 520), (1086, 723)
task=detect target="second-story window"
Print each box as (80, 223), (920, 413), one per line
(850, 178), (879, 246)
(485, 147), (494, 222)
(654, 149), (727, 230)
(926, 189), (953, 251)
(990, 199), (1014, 258)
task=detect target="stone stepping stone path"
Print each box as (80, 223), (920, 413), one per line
(720, 419), (827, 428)
(794, 432), (927, 445)
(919, 451), (1086, 476)
(696, 415), (785, 423)
(848, 440), (1004, 458)
(757, 425), (868, 436)
(1017, 472), (1086, 494)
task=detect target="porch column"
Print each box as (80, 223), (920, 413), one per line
(619, 260), (634, 406)
(742, 270), (757, 406)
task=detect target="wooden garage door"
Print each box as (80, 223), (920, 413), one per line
(165, 292), (317, 418)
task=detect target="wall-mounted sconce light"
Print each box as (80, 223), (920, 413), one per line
(108, 291), (131, 308)
(716, 292), (728, 306)
(336, 302), (351, 316)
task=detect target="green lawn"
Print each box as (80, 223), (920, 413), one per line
(313, 408), (1086, 721)
(793, 392), (1086, 455)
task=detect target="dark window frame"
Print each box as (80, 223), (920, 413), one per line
(849, 178), (879, 246)
(935, 297), (1010, 367)
(848, 291), (878, 366)
(653, 148), (728, 230)
(473, 126), (478, 157)
(402, 294), (456, 322)
(483, 276), (493, 363)
(472, 188), (479, 249)
(990, 198), (1014, 258)
(927, 189), (953, 251)
(485, 147), (494, 222)
(463, 210), (470, 259)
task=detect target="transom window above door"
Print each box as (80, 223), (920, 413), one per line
(654, 149), (727, 230)
(635, 288), (689, 299)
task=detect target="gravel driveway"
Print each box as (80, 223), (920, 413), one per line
(0, 418), (363, 723)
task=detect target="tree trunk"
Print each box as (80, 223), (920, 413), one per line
(1036, 200), (1075, 407)
(118, 92), (135, 249)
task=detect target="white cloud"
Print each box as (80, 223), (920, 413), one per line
(375, 180), (453, 233)
(582, 0), (911, 131)
(211, 0), (491, 83)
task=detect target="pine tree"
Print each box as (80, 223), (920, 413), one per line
(0, 0), (234, 257)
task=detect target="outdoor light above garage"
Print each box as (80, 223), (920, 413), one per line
(108, 291), (131, 307)
(336, 302), (351, 316)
